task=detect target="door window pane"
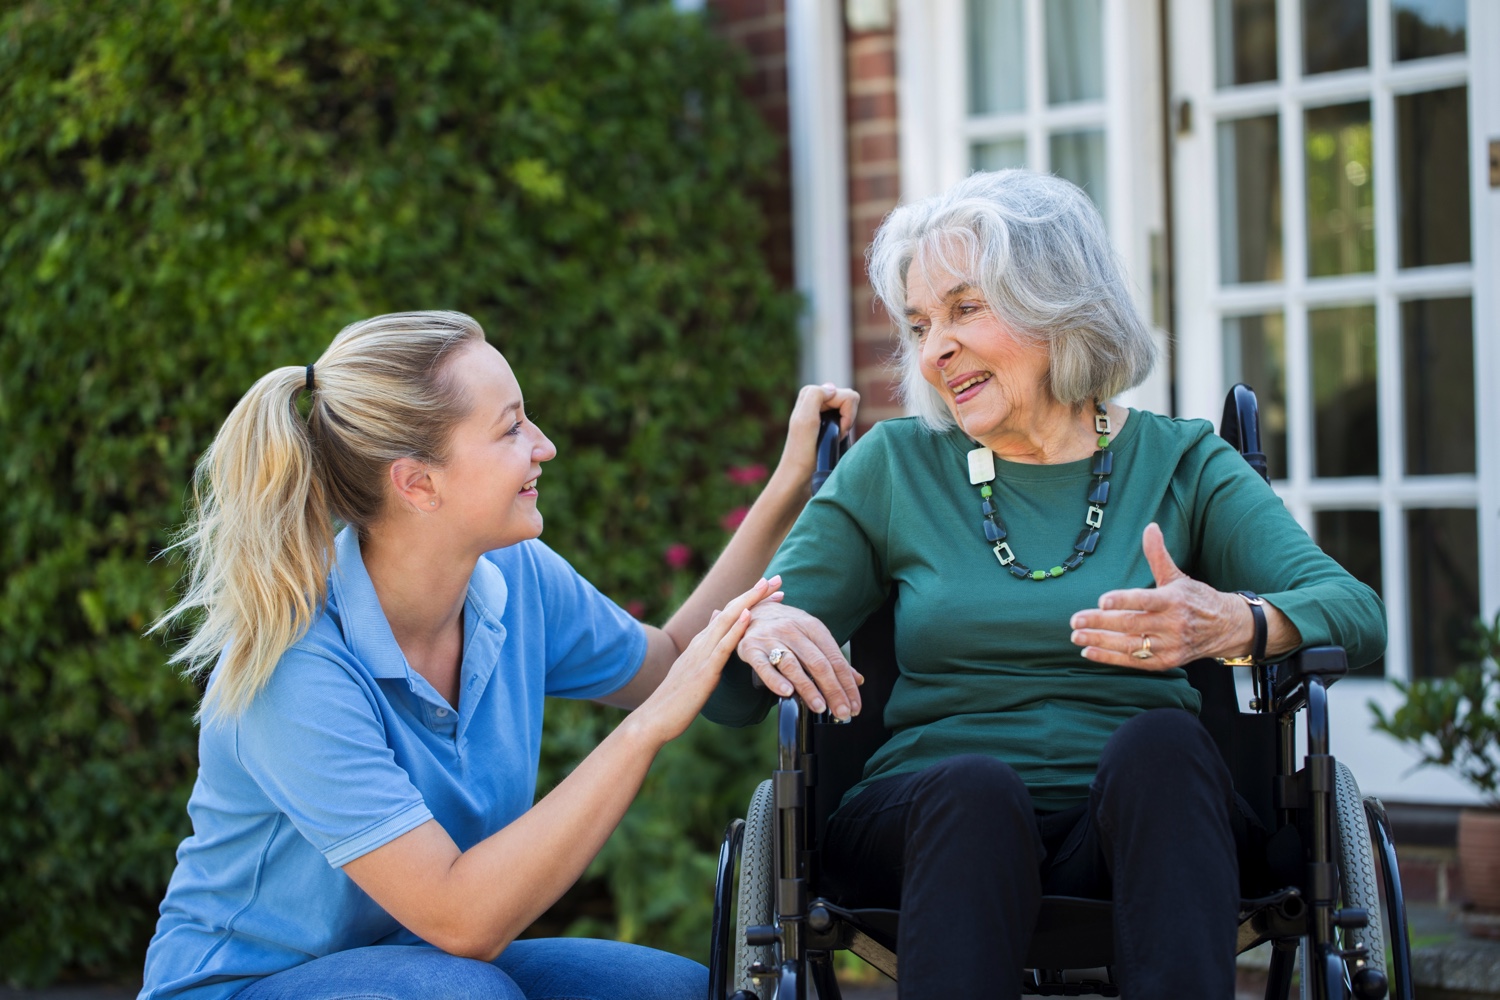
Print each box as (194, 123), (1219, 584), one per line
(1305, 102), (1374, 277)
(1223, 313), (1287, 480)
(1403, 297), (1475, 476)
(1218, 114), (1282, 284)
(1393, 0), (1466, 61)
(1407, 508), (1480, 679)
(1215, 0), (1277, 88)
(968, 0), (1027, 115)
(1302, 0), (1368, 75)
(1309, 305), (1378, 478)
(1397, 86), (1471, 268)
(1316, 510), (1385, 676)
(1050, 129), (1107, 220)
(973, 138), (1028, 172)
(1045, 0), (1103, 105)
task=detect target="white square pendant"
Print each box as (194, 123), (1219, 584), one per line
(967, 447), (995, 485)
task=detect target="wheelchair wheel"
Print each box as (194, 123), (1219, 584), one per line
(1334, 761), (1387, 992)
(734, 779), (776, 995)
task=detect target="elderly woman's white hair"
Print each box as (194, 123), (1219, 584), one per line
(868, 169), (1157, 432)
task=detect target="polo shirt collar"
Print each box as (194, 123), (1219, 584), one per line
(328, 527), (512, 682)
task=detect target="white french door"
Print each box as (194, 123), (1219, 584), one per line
(1170, 0), (1500, 802)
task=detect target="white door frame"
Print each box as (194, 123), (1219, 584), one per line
(1169, 0), (1500, 803)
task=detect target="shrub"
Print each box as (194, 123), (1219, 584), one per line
(0, 0), (796, 983)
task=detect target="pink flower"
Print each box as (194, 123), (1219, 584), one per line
(624, 600), (646, 620)
(726, 464), (768, 486)
(720, 506), (749, 532)
(664, 542), (693, 570)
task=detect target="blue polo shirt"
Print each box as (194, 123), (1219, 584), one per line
(139, 528), (647, 1000)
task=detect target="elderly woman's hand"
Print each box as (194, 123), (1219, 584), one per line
(737, 601), (863, 720)
(1067, 523), (1259, 670)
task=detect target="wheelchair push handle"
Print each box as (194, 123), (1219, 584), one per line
(811, 409), (849, 496)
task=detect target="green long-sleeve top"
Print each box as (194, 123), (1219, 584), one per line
(703, 411), (1386, 811)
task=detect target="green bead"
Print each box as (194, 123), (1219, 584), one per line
(1031, 569), (1047, 581)
(980, 484), (993, 498)
(1098, 434), (1110, 448)
(1049, 566), (1065, 577)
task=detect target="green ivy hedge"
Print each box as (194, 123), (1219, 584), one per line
(0, 0), (794, 984)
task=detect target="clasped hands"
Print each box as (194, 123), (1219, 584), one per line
(737, 523), (1258, 718)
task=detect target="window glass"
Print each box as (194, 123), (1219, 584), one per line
(1397, 86), (1471, 268)
(1407, 508), (1481, 679)
(1215, 0), (1277, 88)
(1316, 510), (1384, 676)
(973, 139), (1028, 172)
(968, 0), (1027, 115)
(1309, 305), (1378, 478)
(1045, 0), (1103, 105)
(1050, 129), (1107, 220)
(1302, 0), (1368, 75)
(1223, 313), (1287, 480)
(1403, 297), (1475, 476)
(1305, 102), (1374, 277)
(1393, 0), (1466, 61)
(1217, 114), (1282, 284)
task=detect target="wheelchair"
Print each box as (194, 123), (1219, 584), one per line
(707, 386), (1414, 1000)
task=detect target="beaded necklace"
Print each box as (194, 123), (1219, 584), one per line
(967, 400), (1113, 581)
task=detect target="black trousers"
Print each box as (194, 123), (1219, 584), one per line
(821, 708), (1260, 999)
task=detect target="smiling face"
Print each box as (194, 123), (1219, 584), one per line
(904, 251), (1058, 455)
(430, 340), (557, 552)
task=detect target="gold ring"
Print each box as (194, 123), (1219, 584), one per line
(1132, 635), (1154, 660)
(768, 648), (786, 668)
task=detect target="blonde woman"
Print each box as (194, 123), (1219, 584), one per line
(138, 311), (860, 1000)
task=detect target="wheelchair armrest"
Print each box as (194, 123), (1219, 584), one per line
(1269, 646), (1348, 713)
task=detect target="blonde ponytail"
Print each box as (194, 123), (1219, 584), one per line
(154, 311), (484, 722)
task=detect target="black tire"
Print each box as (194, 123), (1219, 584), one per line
(1334, 761), (1386, 984)
(734, 779), (776, 995)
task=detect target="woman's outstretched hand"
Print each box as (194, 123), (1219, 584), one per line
(1068, 523), (1255, 671)
(634, 576), (783, 745)
(771, 383), (860, 491)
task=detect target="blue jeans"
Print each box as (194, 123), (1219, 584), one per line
(232, 938), (708, 1000)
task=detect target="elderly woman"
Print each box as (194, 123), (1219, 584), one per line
(703, 170), (1384, 998)
(138, 311), (857, 1000)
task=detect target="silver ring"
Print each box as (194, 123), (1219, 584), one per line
(1132, 635), (1154, 660)
(768, 648), (786, 668)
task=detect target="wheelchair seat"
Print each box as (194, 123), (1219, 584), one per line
(708, 386), (1413, 1000)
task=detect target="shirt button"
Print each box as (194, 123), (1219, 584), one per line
(436, 708), (449, 718)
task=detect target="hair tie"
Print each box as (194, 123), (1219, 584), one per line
(305, 364), (315, 393)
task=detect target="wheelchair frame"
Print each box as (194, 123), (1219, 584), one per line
(708, 386), (1413, 1000)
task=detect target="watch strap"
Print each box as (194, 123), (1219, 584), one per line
(1218, 591), (1268, 666)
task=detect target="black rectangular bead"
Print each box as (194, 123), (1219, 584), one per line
(1007, 564), (1031, 579)
(1074, 527), (1100, 554)
(981, 499), (996, 517)
(1090, 450), (1113, 476)
(983, 519), (1005, 542)
(1063, 552), (1086, 570)
(1088, 479), (1110, 505)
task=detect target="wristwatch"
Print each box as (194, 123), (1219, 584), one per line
(1217, 591), (1267, 666)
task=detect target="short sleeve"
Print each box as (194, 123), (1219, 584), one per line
(233, 654), (433, 869)
(502, 540), (648, 700)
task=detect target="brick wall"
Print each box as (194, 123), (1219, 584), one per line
(708, 1), (905, 431)
(844, 18), (903, 431)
